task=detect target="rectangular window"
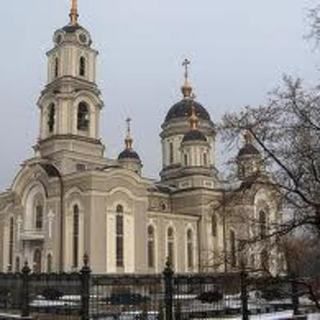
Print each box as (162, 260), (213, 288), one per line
(116, 215), (124, 267)
(168, 242), (174, 268)
(148, 240), (154, 268)
(9, 218), (14, 270)
(187, 242), (193, 269)
(73, 212), (79, 268)
(35, 205), (43, 230)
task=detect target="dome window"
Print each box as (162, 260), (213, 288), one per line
(77, 102), (89, 131)
(79, 57), (86, 77)
(48, 104), (55, 133)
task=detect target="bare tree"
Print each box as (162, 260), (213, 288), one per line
(220, 76), (320, 238)
(308, 4), (320, 47)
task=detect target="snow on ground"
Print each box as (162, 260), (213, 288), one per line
(212, 311), (320, 319)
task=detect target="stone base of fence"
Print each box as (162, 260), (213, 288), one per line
(32, 315), (80, 320)
(0, 314), (32, 320)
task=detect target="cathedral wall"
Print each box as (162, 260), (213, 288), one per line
(147, 211), (199, 273)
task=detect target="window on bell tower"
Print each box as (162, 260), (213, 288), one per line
(77, 102), (89, 131)
(48, 104), (55, 133)
(54, 57), (59, 78)
(79, 57), (86, 77)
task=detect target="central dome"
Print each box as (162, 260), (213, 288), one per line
(165, 99), (211, 123)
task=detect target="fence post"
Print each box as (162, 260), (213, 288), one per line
(290, 272), (299, 316)
(240, 269), (249, 320)
(163, 258), (174, 320)
(80, 254), (91, 320)
(21, 261), (31, 318)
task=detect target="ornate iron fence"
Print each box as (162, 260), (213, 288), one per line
(0, 257), (315, 320)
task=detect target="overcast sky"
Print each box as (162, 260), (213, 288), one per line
(0, 0), (318, 190)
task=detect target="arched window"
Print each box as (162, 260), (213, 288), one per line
(230, 230), (236, 268)
(54, 57), (59, 78)
(79, 56), (86, 76)
(203, 153), (208, 166)
(211, 214), (217, 237)
(73, 205), (79, 269)
(8, 217), (14, 272)
(187, 229), (194, 270)
(147, 225), (155, 268)
(33, 249), (42, 273)
(47, 254), (52, 273)
(48, 103), (55, 133)
(259, 210), (267, 238)
(35, 204), (43, 230)
(167, 227), (175, 268)
(184, 154), (188, 166)
(15, 257), (20, 273)
(77, 102), (89, 131)
(116, 205), (124, 268)
(169, 142), (174, 164)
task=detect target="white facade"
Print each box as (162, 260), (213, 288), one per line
(0, 7), (282, 275)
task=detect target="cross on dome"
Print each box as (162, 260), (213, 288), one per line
(125, 117), (133, 150)
(69, 0), (79, 25)
(181, 58), (193, 98)
(182, 58), (191, 82)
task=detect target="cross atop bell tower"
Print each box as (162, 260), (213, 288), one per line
(69, 0), (79, 25)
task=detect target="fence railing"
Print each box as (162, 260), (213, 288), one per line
(0, 256), (314, 320)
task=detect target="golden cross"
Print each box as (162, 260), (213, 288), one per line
(182, 58), (191, 81)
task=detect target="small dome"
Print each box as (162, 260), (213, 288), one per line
(118, 149), (141, 161)
(165, 99), (211, 123)
(182, 130), (207, 143)
(238, 144), (260, 157)
(62, 23), (85, 33)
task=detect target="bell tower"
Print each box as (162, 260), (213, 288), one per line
(35, 0), (106, 173)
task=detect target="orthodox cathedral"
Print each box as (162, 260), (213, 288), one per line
(0, 1), (282, 274)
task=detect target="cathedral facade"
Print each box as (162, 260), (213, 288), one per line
(0, 2), (281, 274)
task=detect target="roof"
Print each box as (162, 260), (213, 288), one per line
(118, 149), (141, 161)
(165, 99), (211, 123)
(62, 24), (86, 33)
(238, 144), (260, 157)
(182, 130), (207, 143)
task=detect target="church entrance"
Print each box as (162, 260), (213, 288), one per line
(33, 249), (42, 273)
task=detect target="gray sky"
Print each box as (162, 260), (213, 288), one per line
(0, 0), (318, 189)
